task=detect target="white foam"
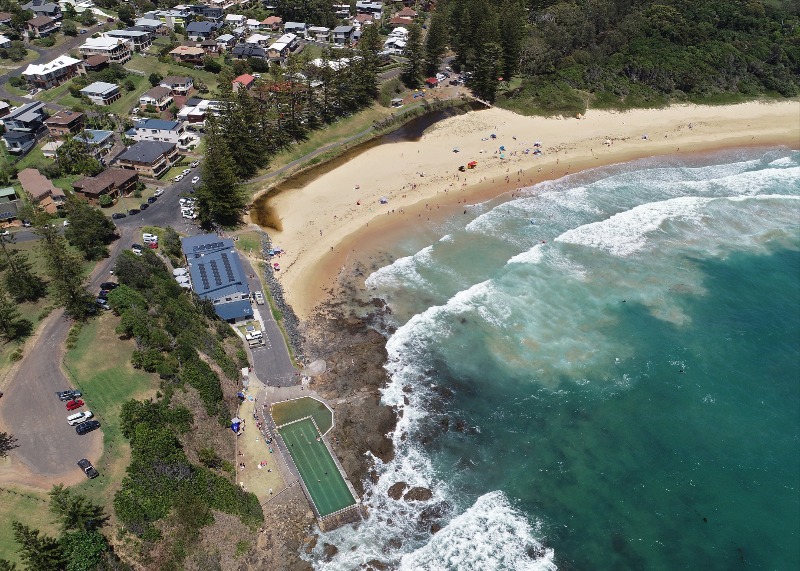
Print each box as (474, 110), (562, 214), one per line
(680, 166), (800, 196)
(507, 244), (546, 265)
(555, 196), (712, 256)
(365, 245), (435, 290)
(768, 156), (797, 167)
(398, 491), (556, 571)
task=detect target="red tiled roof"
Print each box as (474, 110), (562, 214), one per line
(233, 74), (255, 85)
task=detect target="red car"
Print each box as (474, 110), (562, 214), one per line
(65, 399), (84, 411)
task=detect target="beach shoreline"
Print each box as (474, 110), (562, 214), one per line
(250, 100), (800, 319)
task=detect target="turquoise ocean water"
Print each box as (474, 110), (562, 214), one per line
(309, 149), (800, 570)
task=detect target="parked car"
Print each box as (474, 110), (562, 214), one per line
(153, 189), (164, 197)
(95, 298), (110, 310)
(181, 169), (191, 175)
(21, 220), (32, 227)
(56, 390), (81, 401)
(254, 291), (265, 305)
(99, 282), (118, 290)
(179, 198), (193, 205)
(98, 289), (109, 299)
(75, 420), (100, 435)
(111, 212), (127, 219)
(66, 399), (85, 411)
(147, 196), (157, 204)
(77, 458), (98, 479)
(0, 230), (9, 236)
(131, 244), (143, 255)
(142, 233), (158, 243)
(63, 220), (70, 226)
(128, 209), (140, 215)
(190, 161), (199, 168)
(67, 411), (93, 426)
(139, 203), (149, 210)
(191, 176), (200, 185)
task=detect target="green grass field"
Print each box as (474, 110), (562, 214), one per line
(271, 397), (333, 434)
(64, 315), (159, 507)
(0, 487), (59, 566)
(278, 418), (354, 517)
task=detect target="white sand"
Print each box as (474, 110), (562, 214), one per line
(256, 100), (800, 318)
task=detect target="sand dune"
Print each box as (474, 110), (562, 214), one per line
(254, 100), (800, 318)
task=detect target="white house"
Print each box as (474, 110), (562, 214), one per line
(22, 55), (81, 89)
(79, 35), (132, 64)
(79, 81), (121, 106)
(129, 118), (191, 148)
(267, 33), (297, 59)
(245, 33), (271, 46)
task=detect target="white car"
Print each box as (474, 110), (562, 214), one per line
(254, 291), (265, 305)
(182, 169), (191, 175)
(191, 176), (200, 185)
(142, 232), (158, 244)
(67, 411), (93, 425)
(182, 213), (197, 220)
(153, 189), (164, 197)
(174, 174), (184, 182)
(0, 230), (9, 236)
(190, 161), (199, 168)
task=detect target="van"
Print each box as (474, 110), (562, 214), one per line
(142, 233), (158, 244)
(67, 411), (93, 425)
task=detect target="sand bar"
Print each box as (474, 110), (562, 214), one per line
(255, 100), (800, 318)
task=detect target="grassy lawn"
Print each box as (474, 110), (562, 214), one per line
(36, 81), (72, 103)
(127, 53), (222, 94)
(13, 145), (51, 172)
(0, 486), (59, 566)
(64, 314), (159, 509)
(233, 231), (261, 256)
(236, 320), (262, 337)
(256, 104), (393, 176)
(107, 75), (149, 115)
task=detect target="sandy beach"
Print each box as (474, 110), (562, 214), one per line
(255, 100), (800, 318)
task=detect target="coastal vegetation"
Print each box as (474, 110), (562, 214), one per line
(425, 0), (799, 112)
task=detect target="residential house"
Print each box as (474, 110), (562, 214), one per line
(0, 12), (13, 27)
(185, 21), (221, 41)
(22, 1), (62, 20)
(17, 168), (65, 209)
(177, 98), (222, 124)
(261, 16), (282, 31)
(267, 33), (297, 60)
(232, 73), (255, 92)
(0, 101), (9, 119)
(396, 7), (418, 19)
(41, 140), (63, 157)
(181, 234), (253, 322)
(224, 14), (245, 27)
(332, 25), (354, 45)
(150, 9), (189, 29)
(200, 38), (219, 54)
(80, 81), (121, 106)
(246, 18), (261, 30)
(356, 1), (383, 17)
(0, 187), (21, 224)
(160, 76), (194, 96)
(44, 110), (85, 138)
(27, 16), (58, 38)
(22, 55), (81, 89)
(75, 129), (115, 159)
(115, 140), (178, 178)
(389, 16), (413, 26)
(190, 5), (223, 21)
(79, 35), (133, 64)
(169, 45), (205, 64)
(129, 118), (190, 147)
(1, 132), (37, 155)
(308, 26), (330, 41)
(354, 14), (373, 25)
(216, 33), (236, 50)
(79, 54), (109, 73)
(1, 102), (47, 134)
(334, 3), (350, 18)
(245, 33), (271, 47)
(283, 22), (306, 37)
(72, 168), (138, 205)
(138, 86), (174, 111)
(231, 44), (266, 60)
(133, 18), (167, 35)
(0, 34), (12, 49)
(105, 29), (153, 52)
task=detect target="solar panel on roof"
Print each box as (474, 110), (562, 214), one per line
(221, 253), (235, 282)
(198, 264), (210, 291)
(209, 260), (222, 286)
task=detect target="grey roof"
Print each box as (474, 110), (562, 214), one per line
(134, 118), (180, 131)
(80, 81), (118, 96)
(333, 25), (354, 33)
(4, 101), (45, 122)
(214, 299), (253, 321)
(75, 129), (114, 145)
(106, 29), (150, 38)
(186, 21), (219, 34)
(117, 140), (175, 164)
(231, 44), (265, 58)
(2, 131), (35, 141)
(180, 235), (250, 302)
(285, 22), (306, 29)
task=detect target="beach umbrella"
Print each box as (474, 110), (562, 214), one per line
(380, 197), (389, 204)
(453, 147), (460, 153)
(172, 268), (188, 276)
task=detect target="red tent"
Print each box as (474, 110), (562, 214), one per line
(425, 77), (439, 88)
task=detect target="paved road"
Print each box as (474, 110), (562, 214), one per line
(0, 229), (130, 478)
(238, 255), (298, 387)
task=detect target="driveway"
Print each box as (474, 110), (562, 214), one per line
(0, 229), (130, 479)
